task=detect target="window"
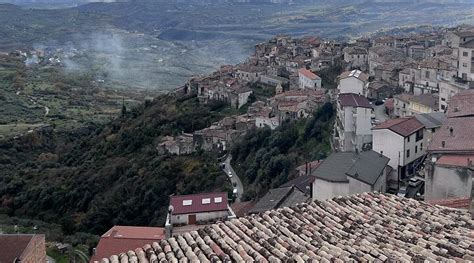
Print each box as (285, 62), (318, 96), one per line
(420, 143), (423, 151)
(407, 150), (410, 158)
(463, 63), (468, 68)
(425, 71), (430, 78)
(416, 130), (424, 142)
(415, 146), (418, 153)
(183, 200), (192, 206)
(431, 128), (435, 133)
(214, 197), (222, 203)
(202, 198), (211, 204)
(407, 136), (410, 142)
(463, 51), (469, 57)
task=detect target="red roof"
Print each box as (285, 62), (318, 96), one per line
(338, 93), (372, 109)
(427, 117), (474, 153)
(90, 226), (165, 262)
(170, 192), (228, 215)
(373, 117), (424, 137)
(427, 197), (471, 210)
(298, 68), (320, 80)
(0, 234), (42, 262)
(447, 90), (474, 118)
(436, 155), (474, 168)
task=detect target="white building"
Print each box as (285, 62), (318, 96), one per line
(337, 70), (369, 95)
(166, 192), (236, 228)
(311, 151), (390, 201)
(335, 93), (373, 153)
(298, 68), (321, 90)
(372, 117), (426, 182)
(458, 40), (474, 81)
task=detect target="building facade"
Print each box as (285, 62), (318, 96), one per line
(335, 94), (373, 152)
(372, 117), (427, 181)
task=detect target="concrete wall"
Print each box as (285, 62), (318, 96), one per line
(348, 177), (371, 195)
(255, 117), (279, 130)
(439, 81), (464, 111)
(339, 77), (365, 95)
(425, 164), (473, 201)
(344, 53), (368, 68)
(403, 131), (426, 166)
(458, 47), (473, 81)
(171, 211), (229, 225)
(237, 91), (252, 108)
(373, 129), (404, 169)
(312, 178), (348, 201)
(372, 168), (387, 193)
(339, 106), (372, 152)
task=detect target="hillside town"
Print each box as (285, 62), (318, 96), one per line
(2, 24), (474, 263)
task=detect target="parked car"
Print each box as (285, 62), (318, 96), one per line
(228, 171), (233, 178)
(397, 186), (407, 197)
(233, 188), (238, 195)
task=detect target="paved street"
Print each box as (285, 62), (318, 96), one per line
(223, 155), (244, 202)
(373, 103), (389, 122)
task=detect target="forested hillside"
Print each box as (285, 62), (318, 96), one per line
(0, 95), (233, 235)
(231, 102), (334, 200)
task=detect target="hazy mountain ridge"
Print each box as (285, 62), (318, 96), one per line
(0, 0), (472, 90)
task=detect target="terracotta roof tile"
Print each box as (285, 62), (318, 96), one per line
(0, 234), (39, 262)
(427, 197), (472, 210)
(95, 193), (474, 262)
(428, 117), (474, 153)
(90, 226), (165, 262)
(436, 155), (474, 168)
(447, 90), (474, 118)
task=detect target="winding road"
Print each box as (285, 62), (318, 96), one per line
(222, 155), (244, 202)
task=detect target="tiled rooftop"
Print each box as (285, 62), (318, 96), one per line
(338, 70), (369, 82)
(447, 90), (474, 118)
(298, 68), (320, 80)
(427, 117), (474, 153)
(95, 193), (474, 262)
(373, 117), (424, 137)
(338, 93), (372, 109)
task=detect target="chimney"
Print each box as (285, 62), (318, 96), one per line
(442, 141), (446, 148)
(449, 127), (454, 137)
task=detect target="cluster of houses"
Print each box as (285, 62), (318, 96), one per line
(7, 27), (474, 263)
(163, 35), (336, 155)
(163, 26), (474, 212)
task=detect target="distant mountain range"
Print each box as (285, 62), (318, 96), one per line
(1, 0), (473, 8)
